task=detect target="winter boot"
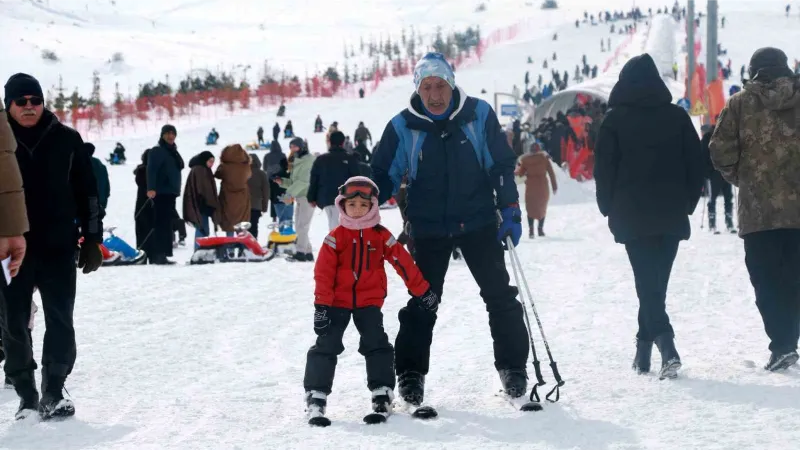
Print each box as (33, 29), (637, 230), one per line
(305, 390), (330, 426)
(38, 368), (75, 420)
(764, 351), (799, 372)
(527, 218), (535, 239)
(632, 339), (653, 374)
(11, 372), (39, 420)
(654, 334), (682, 380)
(538, 218), (546, 237)
(725, 214), (736, 233)
(397, 371), (425, 406)
(498, 368), (528, 399)
(370, 386), (394, 415)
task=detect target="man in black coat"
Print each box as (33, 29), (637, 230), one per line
(594, 54), (704, 380)
(307, 131), (361, 231)
(2, 73), (103, 420)
(146, 124), (184, 265)
(700, 124), (735, 233)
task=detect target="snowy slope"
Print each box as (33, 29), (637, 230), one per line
(3, 1), (800, 449)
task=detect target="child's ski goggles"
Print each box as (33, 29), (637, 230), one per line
(339, 182), (377, 200)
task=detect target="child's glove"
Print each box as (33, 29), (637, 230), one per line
(313, 305), (331, 336)
(415, 289), (439, 314)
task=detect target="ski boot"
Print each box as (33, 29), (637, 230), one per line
(764, 351), (799, 372)
(397, 371), (425, 406)
(654, 334), (682, 380)
(364, 386), (393, 424)
(725, 214), (737, 234)
(305, 390), (330, 426)
(498, 368), (528, 399)
(38, 367), (75, 420)
(11, 372), (39, 420)
(632, 339), (653, 374)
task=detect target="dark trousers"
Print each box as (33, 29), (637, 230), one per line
(303, 306), (394, 394)
(250, 209), (261, 239)
(173, 214), (187, 242)
(153, 194), (177, 258)
(744, 230), (800, 353)
(707, 176), (733, 224)
(396, 224), (530, 375)
(624, 236), (680, 341)
(0, 252), (76, 380)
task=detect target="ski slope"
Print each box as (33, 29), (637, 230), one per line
(3, 1), (800, 449)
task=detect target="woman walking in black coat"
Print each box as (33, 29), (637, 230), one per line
(134, 150), (156, 260)
(594, 53), (705, 380)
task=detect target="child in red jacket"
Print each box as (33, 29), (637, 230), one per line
(303, 176), (438, 426)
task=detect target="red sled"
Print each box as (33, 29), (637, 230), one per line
(190, 222), (276, 264)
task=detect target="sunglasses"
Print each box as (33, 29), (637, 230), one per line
(339, 182), (377, 200)
(13, 97), (44, 107)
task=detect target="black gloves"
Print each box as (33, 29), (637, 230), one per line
(313, 305), (331, 336)
(78, 243), (103, 274)
(415, 289), (440, 314)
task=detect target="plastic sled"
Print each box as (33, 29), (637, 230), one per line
(206, 135), (219, 145)
(284, 130), (294, 139)
(266, 222), (297, 256)
(190, 222), (275, 264)
(379, 198), (398, 210)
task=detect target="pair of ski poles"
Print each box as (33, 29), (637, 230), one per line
(506, 236), (565, 403)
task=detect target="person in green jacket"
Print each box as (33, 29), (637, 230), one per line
(84, 143), (110, 217)
(275, 137), (316, 262)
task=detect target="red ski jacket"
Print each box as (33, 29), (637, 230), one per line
(314, 224), (429, 309)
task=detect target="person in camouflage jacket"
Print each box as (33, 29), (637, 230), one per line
(709, 47), (800, 372)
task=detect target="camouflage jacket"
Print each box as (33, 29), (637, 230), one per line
(709, 76), (800, 236)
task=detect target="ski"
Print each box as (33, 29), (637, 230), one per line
(363, 412), (389, 424)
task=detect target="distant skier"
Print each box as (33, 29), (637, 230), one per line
(786, 4), (791, 17)
(594, 54), (704, 380)
(359, 87), (365, 99)
(302, 177), (437, 426)
(537, 74), (543, 89)
(314, 115), (323, 133)
(257, 126), (264, 145)
(273, 122), (280, 141)
(284, 120), (294, 138)
(277, 103), (286, 117)
(672, 62), (679, 80)
(206, 128), (219, 145)
(701, 124), (735, 234)
(109, 142), (126, 164)
(354, 121), (372, 147)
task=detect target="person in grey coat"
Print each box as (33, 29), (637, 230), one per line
(146, 124), (184, 264)
(247, 153), (270, 239)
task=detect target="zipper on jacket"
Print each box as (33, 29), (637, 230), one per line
(352, 231), (364, 309)
(393, 256), (409, 281)
(366, 241), (371, 270)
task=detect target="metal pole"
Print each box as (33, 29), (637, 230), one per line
(687, 0), (695, 102)
(706, 0), (718, 124)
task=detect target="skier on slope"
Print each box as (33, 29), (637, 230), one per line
(370, 52), (530, 408)
(594, 54), (704, 380)
(710, 47), (800, 371)
(354, 121), (372, 147)
(700, 124), (735, 234)
(303, 176), (438, 426)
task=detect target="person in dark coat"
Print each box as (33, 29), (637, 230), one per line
(352, 140), (372, 164)
(134, 150), (155, 255)
(307, 131), (362, 231)
(370, 53), (529, 404)
(247, 153), (270, 239)
(354, 121), (372, 147)
(594, 53), (704, 380)
(83, 143), (110, 217)
(272, 122), (280, 141)
(182, 151), (218, 249)
(700, 124), (735, 233)
(264, 140), (287, 222)
(257, 126), (264, 145)
(146, 124), (184, 264)
(2, 73), (103, 420)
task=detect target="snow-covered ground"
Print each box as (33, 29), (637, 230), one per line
(3, 0), (800, 448)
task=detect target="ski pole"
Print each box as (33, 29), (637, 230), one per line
(700, 190), (707, 230)
(507, 237), (565, 402)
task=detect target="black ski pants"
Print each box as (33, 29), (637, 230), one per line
(395, 224), (530, 376)
(624, 236), (680, 342)
(153, 194), (177, 258)
(0, 251), (77, 381)
(250, 209), (261, 239)
(304, 306), (394, 395)
(707, 175), (733, 223)
(744, 229), (800, 354)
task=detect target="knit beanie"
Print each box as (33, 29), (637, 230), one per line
(161, 124), (177, 138)
(4, 73), (43, 110)
(329, 131), (346, 147)
(413, 52), (456, 92)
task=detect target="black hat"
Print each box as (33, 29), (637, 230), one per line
(4, 73), (43, 110)
(161, 124), (177, 137)
(289, 137), (305, 150)
(83, 142), (96, 156)
(329, 131), (345, 147)
(749, 47), (793, 80)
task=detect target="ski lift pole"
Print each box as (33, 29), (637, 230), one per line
(507, 236), (565, 402)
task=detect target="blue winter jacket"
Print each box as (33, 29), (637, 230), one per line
(371, 87), (519, 238)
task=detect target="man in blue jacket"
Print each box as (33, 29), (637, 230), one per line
(371, 52), (529, 406)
